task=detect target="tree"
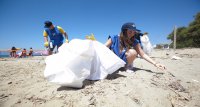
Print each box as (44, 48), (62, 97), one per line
(167, 12), (200, 48)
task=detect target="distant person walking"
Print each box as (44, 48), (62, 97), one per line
(43, 21), (69, 55)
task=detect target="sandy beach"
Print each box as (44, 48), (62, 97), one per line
(0, 48), (200, 107)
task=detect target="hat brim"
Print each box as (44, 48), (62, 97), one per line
(129, 28), (140, 32)
(44, 25), (50, 28)
(136, 29), (141, 32)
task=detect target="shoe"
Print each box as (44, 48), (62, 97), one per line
(126, 69), (134, 73)
(125, 63), (134, 73)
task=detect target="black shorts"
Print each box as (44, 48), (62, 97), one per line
(49, 44), (62, 52)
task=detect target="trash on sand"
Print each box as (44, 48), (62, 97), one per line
(192, 79), (199, 83)
(171, 55), (182, 60)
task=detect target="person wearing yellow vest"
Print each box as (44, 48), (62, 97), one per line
(43, 21), (69, 55)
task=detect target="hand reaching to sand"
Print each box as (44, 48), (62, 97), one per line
(155, 63), (166, 70)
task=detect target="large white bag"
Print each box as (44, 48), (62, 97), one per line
(141, 34), (153, 55)
(87, 41), (126, 80)
(44, 39), (125, 88)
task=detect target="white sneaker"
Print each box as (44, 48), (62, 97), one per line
(126, 69), (134, 73)
(125, 64), (134, 73)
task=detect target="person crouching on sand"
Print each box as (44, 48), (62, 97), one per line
(43, 21), (69, 55)
(22, 48), (27, 58)
(105, 22), (166, 72)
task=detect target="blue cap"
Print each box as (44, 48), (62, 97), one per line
(121, 22), (140, 32)
(44, 21), (53, 28)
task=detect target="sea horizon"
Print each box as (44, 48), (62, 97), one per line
(0, 49), (48, 57)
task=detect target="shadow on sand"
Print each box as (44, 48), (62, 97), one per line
(57, 69), (127, 91)
(134, 67), (164, 75)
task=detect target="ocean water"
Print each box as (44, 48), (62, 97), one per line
(0, 55), (9, 58)
(0, 51), (42, 58)
(0, 51), (9, 57)
(0, 50), (44, 58)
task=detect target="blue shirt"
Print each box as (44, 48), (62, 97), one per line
(45, 26), (64, 46)
(108, 35), (139, 63)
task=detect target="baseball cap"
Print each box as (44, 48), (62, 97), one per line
(121, 22), (140, 32)
(44, 21), (53, 28)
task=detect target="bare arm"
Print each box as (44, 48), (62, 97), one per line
(43, 36), (49, 48)
(43, 30), (49, 43)
(135, 44), (156, 65)
(44, 36), (48, 42)
(105, 38), (112, 48)
(135, 44), (166, 70)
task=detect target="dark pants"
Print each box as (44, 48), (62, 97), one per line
(49, 43), (62, 53)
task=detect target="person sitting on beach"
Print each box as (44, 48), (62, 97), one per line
(29, 47), (33, 56)
(22, 48), (27, 58)
(16, 51), (22, 58)
(43, 21), (69, 55)
(105, 22), (166, 72)
(10, 46), (17, 58)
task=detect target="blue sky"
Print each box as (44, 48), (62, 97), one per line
(0, 0), (200, 50)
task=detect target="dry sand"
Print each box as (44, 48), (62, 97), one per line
(0, 48), (200, 107)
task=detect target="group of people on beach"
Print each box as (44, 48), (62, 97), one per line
(10, 47), (33, 58)
(43, 21), (166, 71)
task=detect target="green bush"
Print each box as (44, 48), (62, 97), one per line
(167, 12), (200, 48)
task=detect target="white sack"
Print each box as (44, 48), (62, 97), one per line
(141, 34), (153, 55)
(44, 39), (125, 88)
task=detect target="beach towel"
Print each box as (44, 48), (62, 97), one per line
(44, 39), (125, 88)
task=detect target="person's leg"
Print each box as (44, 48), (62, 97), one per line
(56, 43), (63, 53)
(48, 45), (55, 55)
(124, 49), (137, 72)
(12, 52), (15, 57)
(14, 52), (16, 58)
(29, 52), (33, 57)
(11, 52), (13, 57)
(21, 53), (23, 57)
(125, 49), (137, 65)
(48, 49), (53, 55)
(22, 53), (25, 58)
